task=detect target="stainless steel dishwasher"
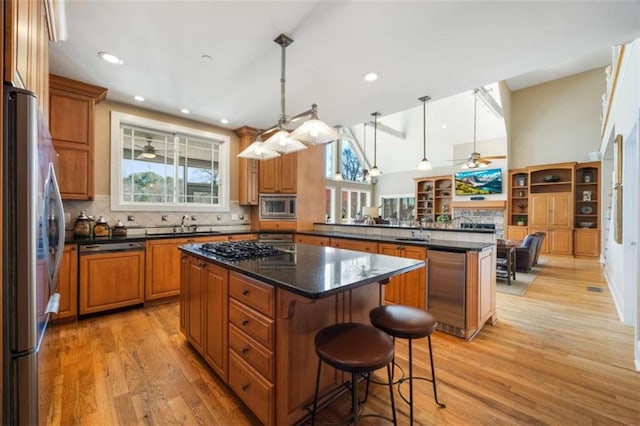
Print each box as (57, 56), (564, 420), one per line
(427, 250), (466, 338)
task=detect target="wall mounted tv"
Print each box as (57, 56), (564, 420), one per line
(454, 168), (503, 195)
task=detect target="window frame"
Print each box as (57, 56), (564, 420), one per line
(110, 111), (230, 212)
(379, 193), (416, 224)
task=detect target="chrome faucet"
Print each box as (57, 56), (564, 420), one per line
(180, 214), (189, 231)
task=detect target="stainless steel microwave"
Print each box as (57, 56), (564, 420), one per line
(259, 195), (296, 219)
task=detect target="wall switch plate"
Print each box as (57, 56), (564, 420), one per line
(127, 215), (135, 221)
(64, 212), (71, 224)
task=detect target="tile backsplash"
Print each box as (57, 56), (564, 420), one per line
(63, 195), (252, 236)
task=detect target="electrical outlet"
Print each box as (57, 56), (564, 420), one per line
(191, 215), (197, 221)
(239, 214), (244, 220)
(64, 212), (71, 224)
(127, 215), (135, 221)
(216, 215), (222, 220)
(161, 215), (168, 221)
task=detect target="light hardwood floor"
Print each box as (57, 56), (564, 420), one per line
(39, 256), (640, 425)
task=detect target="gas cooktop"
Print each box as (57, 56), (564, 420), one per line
(198, 241), (284, 260)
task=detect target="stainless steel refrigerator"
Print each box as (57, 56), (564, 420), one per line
(3, 85), (65, 424)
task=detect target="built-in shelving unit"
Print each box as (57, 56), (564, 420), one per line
(415, 175), (452, 224)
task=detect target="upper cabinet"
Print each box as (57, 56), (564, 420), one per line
(234, 127), (259, 205)
(4, 0), (52, 113)
(259, 154), (297, 194)
(49, 75), (107, 200)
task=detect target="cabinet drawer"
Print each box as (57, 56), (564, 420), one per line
(229, 351), (274, 426)
(229, 324), (274, 381)
(229, 299), (274, 350)
(229, 272), (275, 317)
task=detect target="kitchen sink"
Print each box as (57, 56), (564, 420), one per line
(146, 229), (221, 237)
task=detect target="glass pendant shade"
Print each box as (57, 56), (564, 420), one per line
(262, 129), (308, 154)
(368, 165), (381, 177)
(417, 158), (432, 170)
(290, 118), (339, 145)
(238, 140), (281, 160)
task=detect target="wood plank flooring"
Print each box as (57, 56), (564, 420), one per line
(39, 256), (640, 425)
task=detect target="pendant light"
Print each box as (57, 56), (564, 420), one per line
(333, 125), (343, 181)
(238, 33), (338, 159)
(137, 139), (156, 159)
(417, 95), (432, 171)
(368, 112), (381, 177)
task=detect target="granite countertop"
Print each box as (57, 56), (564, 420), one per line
(297, 230), (493, 252)
(179, 243), (424, 300)
(65, 230), (248, 245)
(314, 222), (496, 234)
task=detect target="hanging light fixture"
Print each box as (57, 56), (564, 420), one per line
(417, 95), (432, 171)
(368, 112), (381, 177)
(461, 89), (487, 169)
(333, 125), (343, 181)
(238, 33), (338, 159)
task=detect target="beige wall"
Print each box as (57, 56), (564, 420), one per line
(94, 100), (241, 199)
(510, 68), (605, 168)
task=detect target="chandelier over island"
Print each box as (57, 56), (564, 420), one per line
(238, 33), (338, 160)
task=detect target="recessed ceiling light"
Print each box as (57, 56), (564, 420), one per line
(441, 123), (447, 129)
(133, 95), (145, 102)
(181, 108), (190, 114)
(363, 72), (378, 82)
(220, 118), (229, 124)
(98, 51), (123, 65)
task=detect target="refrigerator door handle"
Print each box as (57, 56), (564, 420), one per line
(47, 163), (65, 291)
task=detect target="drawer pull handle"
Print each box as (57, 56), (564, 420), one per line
(241, 347), (250, 354)
(242, 289), (250, 296)
(242, 384), (249, 392)
(198, 262), (206, 267)
(242, 319), (249, 326)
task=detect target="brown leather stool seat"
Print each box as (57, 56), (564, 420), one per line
(370, 305), (445, 425)
(311, 323), (397, 425)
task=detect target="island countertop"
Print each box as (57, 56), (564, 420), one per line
(179, 243), (424, 299)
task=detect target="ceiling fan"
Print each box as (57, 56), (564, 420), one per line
(136, 139), (157, 160)
(453, 88), (506, 169)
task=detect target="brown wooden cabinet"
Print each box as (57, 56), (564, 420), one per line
(185, 257), (206, 354)
(574, 162), (600, 257)
(4, 0), (51, 110)
(574, 229), (601, 257)
(79, 250), (145, 315)
(56, 244), (78, 320)
(49, 75), (107, 200)
(294, 234), (330, 246)
(145, 238), (189, 301)
(228, 233), (258, 241)
(204, 262), (229, 381)
(234, 127), (260, 205)
(379, 243), (426, 309)
(330, 237), (378, 253)
(259, 154), (297, 194)
(508, 169), (529, 228)
(530, 192), (573, 255)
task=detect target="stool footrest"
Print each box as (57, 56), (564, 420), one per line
(398, 376), (446, 408)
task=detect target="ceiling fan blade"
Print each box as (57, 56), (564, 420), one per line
(480, 155), (507, 160)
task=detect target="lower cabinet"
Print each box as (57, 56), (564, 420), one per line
(79, 250), (145, 315)
(56, 244), (78, 320)
(294, 234), (330, 246)
(574, 228), (600, 257)
(330, 237), (378, 252)
(146, 238), (190, 301)
(379, 243), (427, 309)
(506, 225), (529, 241)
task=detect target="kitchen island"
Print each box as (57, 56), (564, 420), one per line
(178, 242), (423, 426)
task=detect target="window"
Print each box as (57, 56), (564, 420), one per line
(380, 194), (416, 224)
(110, 112), (230, 211)
(325, 186), (335, 222)
(326, 134), (368, 182)
(341, 189), (371, 221)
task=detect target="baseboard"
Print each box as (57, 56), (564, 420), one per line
(602, 265), (625, 323)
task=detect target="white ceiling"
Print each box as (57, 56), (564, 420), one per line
(49, 1), (640, 134)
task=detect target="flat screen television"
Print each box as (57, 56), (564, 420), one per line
(454, 168), (503, 195)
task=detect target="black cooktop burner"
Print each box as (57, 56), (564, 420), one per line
(199, 241), (284, 260)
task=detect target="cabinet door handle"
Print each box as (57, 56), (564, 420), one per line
(242, 384), (249, 392)
(242, 319), (250, 326)
(241, 347), (250, 354)
(198, 262), (206, 267)
(242, 289), (250, 296)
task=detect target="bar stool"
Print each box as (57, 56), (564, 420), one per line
(369, 305), (446, 424)
(311, 322), (397, 425)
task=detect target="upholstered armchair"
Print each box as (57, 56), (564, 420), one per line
(515, 234), (541, 272)
(532, 232), (546, 265)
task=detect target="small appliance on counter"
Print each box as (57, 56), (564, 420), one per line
(73, 211), (92, 238)
(112, 219), (127, 237)
(93, 216), (110, 237)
